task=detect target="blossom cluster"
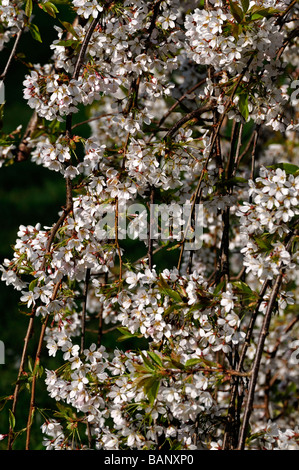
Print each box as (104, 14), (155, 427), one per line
(0, 0), (298, 452)
(238, 166), (299, 283)
(0, 0), (25, 51)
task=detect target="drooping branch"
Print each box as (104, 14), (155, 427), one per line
(237, 229), (298, 450)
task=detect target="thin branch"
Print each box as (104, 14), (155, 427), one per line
(148, 187), (155, 270)
(0, 24), (25, 81)
(7, 13), (103, 447)
(7, 308), (36, 449)
(25, 281), (61, 450)
(115, 197), (123, 285)
(156, 74), (221, 131)
(16, 112), (38, 162)
(237, 230), (298, 450)
(276, 25), (299, 59)
(222, 278), (270, 449)
(71, 113), (115, 130)
(276, 0), (298, 26)
(164, 101), (214, 140)
(80, 268), (91, 354)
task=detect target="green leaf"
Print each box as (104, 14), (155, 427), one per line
(9, 409), (15, 430)
(25, 0), (33, 18)
(232, 281), (253, 295)
(145, 376), (160, 406)
(229, 0), (244, 23)
(213, 280), (226, 296)
(56, 39), (79, 48)
(249, 6), (281, 20)
(241, 0), (249, 13)
(29, 23), (42, 43)
(140, 352), (156, 371)
(267, 162), (299, 175)
(28, 278), (38, 292)
(253, 235), (273, 252)
(116, 327), (143, 342)
(239, 93), (249, 121)
(185, 358), (202, 368)
(40, 2), (59, 17)
(158, 275), (182, 302)
(147, 351), (163, 368)
(28, 356), (33, 373)
(59, 21), (79, 39)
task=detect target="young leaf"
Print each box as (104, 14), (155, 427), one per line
(253, 235), (273, 252)
(267, 163), (299, 175)
(249, 7), (281, 20)
(140, 352), (156, 371)
(9, 410), (16, 430)
(144, 376), (160, 406)
(232, 281), (253, 295)
(25, 0), (33, 18)
(239, 93), (249, 121)
(116, 327), (143, 342)
(40, 2), (59, 18)
(158, 275), (182, 302)
(60, 21), (79, 39)
(29, 23), (42, 43)
(28, 278), (38, 292)
(147, 351), (163, 368)
(185, 358), (203, 368)
(229, 0), (244, 23)
(241, 0), (249, 13)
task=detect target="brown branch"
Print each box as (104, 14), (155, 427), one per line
(276, 0), (298, 26)
(80, 268), (91, 354)
(156, 74), (222, 131)
(0, 23), (25, 81)
(7, 307), (36, 449)
(115, 197), (123, 286)
(222, 278), (270, 450)
(71, 113), (116, 130)
(148, 187), (155, 270)
(164, 101), (214, 140)
(16, 112), (39, 162)
(25, 281), (61, 450)
(276, 25), (299, 59)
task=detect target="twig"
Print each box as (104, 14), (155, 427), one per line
(81, 268), (91, 354)
(222, 278), (270, 449)
(276, 0), (298, 26)
(237, 231), (298, 450)
(115, 197), (123, 285)
(25, 281), (61, 450)
(0, 24), (24, 81)
(156, 74), (221, 131)
(16, 112), (38, 162)
(71, 113), (116, 130)
(164, 101), (214, 140)
(148, 187), (155, 270)
(176, 55), (254, 272)
(7, 307), (36, 449)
